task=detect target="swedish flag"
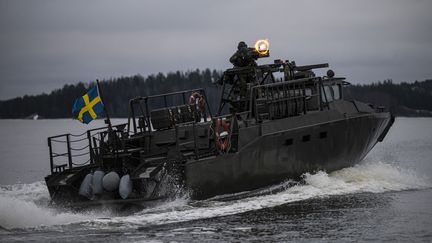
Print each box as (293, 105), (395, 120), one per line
(72, 86), (104, 124)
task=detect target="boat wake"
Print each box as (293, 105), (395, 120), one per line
(0, 181), (109, 229)
(0, 161), (430, 230)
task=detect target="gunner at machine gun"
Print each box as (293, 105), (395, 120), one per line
(229, 41), (257, 68)
(229, 39), (270, 68)
(227, 40), (270, 106)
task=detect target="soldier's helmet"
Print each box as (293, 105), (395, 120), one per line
(237, 41), (247, 50)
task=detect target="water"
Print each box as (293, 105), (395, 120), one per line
(0, 118), (431, 242)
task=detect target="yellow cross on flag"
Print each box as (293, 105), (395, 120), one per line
(72, 86), (104, 124)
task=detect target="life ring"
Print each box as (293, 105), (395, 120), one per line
(215, 118), (230, 151)
(189, 92), (205, 112)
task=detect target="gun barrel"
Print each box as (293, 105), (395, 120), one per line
(249, 48), (270, 59)
(294, 63), (329, 71)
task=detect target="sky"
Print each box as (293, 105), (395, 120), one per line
(0, 0), (431, 100)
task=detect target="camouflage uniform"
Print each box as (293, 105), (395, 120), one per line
(229, 42), (255, 68)
(229, 42), (256, 98)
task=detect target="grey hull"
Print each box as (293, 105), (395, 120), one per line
(185, 110), (393, 199)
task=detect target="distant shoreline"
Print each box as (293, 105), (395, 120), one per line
(1, 73), (431, 119)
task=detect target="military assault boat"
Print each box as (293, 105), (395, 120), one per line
(45, 40), (394, 208)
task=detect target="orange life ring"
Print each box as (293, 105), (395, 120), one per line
(189, 92), (205, 112)
(215, 118), (230, 151)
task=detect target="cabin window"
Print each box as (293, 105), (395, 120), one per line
(302, 135), (311, 142)
(319, 131), (327, 139)
(305, 88), (312, 100)
(332, 85), (341, 100)
(321, 84), (341, 102)
(321, 86), (334, 102)
(284, 138), (293, 146)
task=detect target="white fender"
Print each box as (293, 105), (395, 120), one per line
(119, 174), (133, 199)
(92, 170), (105, 194)
(79, 173), (93, 199)
(102, 172), (120, 192)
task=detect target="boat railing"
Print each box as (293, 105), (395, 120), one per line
(249, 77), (320, 121)
(47, 123), (127, 174)
(127, 88), (213, 135)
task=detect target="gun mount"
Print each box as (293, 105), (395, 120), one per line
(218, 42), (334, 115)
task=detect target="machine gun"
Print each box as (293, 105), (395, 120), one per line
(249, 39), (270, 59)
(279, 60), (329, 80)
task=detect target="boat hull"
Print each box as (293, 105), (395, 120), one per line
(185, 111), (393, 199)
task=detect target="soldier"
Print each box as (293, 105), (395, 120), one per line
(229, 42), (256, 101)
(229, 41), (256, 67)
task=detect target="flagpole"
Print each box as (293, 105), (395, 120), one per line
(96, 79), (113, 130)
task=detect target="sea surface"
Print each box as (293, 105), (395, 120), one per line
(0, 117), (431, 242)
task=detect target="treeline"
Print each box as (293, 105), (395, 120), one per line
(0, 69), (222, 119)
(0, 71), (432, 118)
(344, 79), (432, 116)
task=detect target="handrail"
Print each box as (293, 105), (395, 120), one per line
(50, 138), (68, 143)
(48, 133), (92, 173)
(252, 76), (318, 89)
(128, 88), (213, 135)
(130, 88), (205, 102)
(48, 133), (69, 139)
(47, 122), (127, 174)
(87, 123), (127, 133)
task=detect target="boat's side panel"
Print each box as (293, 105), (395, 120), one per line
(185, 112), (392, 199)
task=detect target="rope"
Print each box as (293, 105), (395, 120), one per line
(70, 144), (89, 151)
(71, 151), (89, 157)
(51, 139), (67, 143)
(69, 131), (87, 137)
(52, 152), (67, 157)
(72, 158), (90, 166)
(53, 161), (69, 166)
(70, 137), (88, 143)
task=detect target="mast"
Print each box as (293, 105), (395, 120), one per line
(96, 79), (113, 130)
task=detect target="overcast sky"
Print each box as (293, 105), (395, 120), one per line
(0, 0), (431, 100)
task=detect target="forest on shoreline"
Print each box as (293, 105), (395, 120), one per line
(1, 69), (431, 118)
